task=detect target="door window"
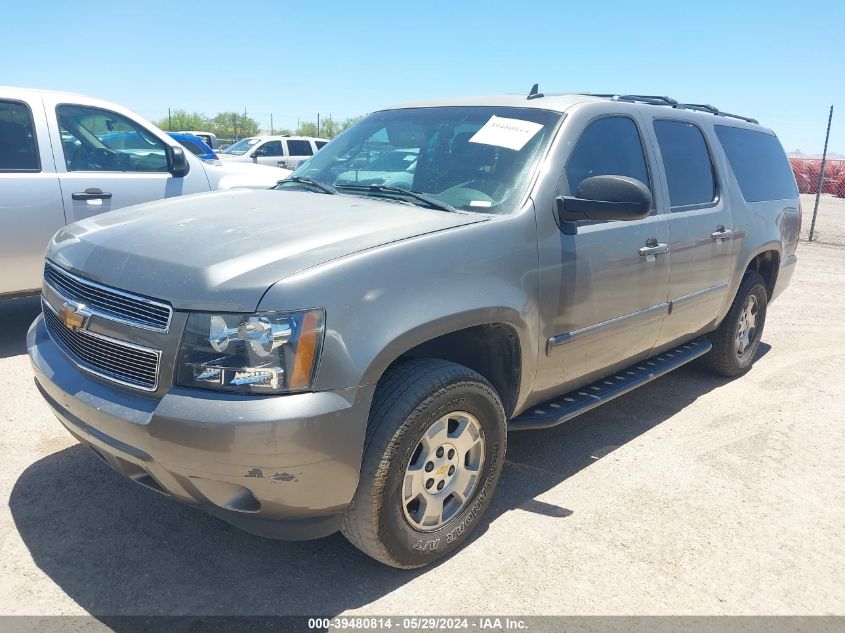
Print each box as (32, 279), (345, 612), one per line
(254, 140), (282, 157)
(56, 104), (168, 172)
(0, 100), (40, 171)
(653, 120), (716, 209)
(286, 139), (313, 156)
(564, 116), (651, 196)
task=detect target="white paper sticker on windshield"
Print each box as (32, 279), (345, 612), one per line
(468, 116), (543, 151)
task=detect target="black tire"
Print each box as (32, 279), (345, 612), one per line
(341, 359), (507, 568)
(702, 272), (768, 377)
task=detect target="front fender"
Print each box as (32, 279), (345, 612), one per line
(258, 209), (540, 410)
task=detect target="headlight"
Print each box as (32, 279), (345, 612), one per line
(177, 309), (325, 394)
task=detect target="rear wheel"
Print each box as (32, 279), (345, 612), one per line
(702, 272), (768, 377)
(341, 359), (507, 568)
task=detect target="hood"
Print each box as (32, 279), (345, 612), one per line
(47, 189), (487, 311)
(202, 160), (290, 189)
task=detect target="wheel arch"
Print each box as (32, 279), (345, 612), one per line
(360, 309), (528, 419)
(743, 248), (781, 299)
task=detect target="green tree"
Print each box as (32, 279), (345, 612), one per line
(209, 112), (261, 140)
(294, 115), (361, 139)
(318, 116), (342, 139)
(156, 110), (208, 131)
(295, 121), (319, 137)
(340, 115), (363, 132)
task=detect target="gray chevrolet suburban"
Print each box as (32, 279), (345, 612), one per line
(27, 91), (800, 568)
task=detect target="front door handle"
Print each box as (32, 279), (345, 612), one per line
(638, 240), (669, 261)
(72, 188), (113, 201)
(711, 225), (734, 242)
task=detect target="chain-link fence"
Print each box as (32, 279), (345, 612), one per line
(791, 157), (845, 244)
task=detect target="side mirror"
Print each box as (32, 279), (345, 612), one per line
(168, 145), (190, 177)
(251, 152), (260, 162)
(556, 175), (652, 234)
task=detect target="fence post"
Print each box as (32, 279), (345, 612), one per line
(809, 105), (834, 242)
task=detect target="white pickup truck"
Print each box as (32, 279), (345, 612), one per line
(0, 86), (290, 297)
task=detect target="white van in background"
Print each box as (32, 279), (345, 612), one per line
(0, 86), (290, 297)
(218, 135), (329, 170)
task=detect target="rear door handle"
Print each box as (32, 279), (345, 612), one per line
(711, 226), (734, 242)
(72, 188), (112, 201)
(638, 241), (669, 261)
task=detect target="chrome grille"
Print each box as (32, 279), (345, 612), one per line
(44, 262), (172, 332)
(43, 300), (160, 391)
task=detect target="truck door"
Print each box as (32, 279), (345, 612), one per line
(283, 138), (314, 170)
(534, 113), (671, 403)
(647, 118), (734, 349)
(42, 97), (208, 225)
(0, 95), (65, 295)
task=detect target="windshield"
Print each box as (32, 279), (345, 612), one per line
(222, 137), (260, 155)
(284, 106), (561, 213)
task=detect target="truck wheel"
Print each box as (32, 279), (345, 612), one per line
(702, 272), (768, 377)
(341, 359), (507, 568)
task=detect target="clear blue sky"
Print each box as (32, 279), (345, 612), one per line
(3, 0), (842, 153)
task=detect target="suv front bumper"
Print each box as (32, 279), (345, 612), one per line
(27, 314), (374, 540)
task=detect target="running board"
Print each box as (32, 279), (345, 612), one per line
(509, 336), (712, 431)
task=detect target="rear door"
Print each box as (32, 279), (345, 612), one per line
(42, 96), (208, 225)
(0, 95), (65, 295)
(648, 118), (734, 349)
(284, 138), (314, 170)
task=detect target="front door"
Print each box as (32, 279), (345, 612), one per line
(647, 118), (734, 349)
(44, 99), (207, 224)
(253, 139), (284, 168)
(534, 114), (671, 403)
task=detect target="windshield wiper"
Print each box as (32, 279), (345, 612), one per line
(277, 176), (337, 195)
(336, 184), (457, 213)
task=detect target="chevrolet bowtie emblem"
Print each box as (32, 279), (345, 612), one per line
(58, 302), (90, 331)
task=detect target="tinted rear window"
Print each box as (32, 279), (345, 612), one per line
(286, 139), (313, 156)
(715, 126), (797, 202)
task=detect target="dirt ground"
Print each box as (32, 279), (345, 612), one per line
(800, 193), (845, 245)
(0, 242), (842, 621)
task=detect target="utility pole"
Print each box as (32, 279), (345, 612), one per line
(809, 105), (834, 242)
(317, 113), (320, 137)
(232, 113), (237, 141)
(168, 107), (172, 131)
(270, 113), (274, 136)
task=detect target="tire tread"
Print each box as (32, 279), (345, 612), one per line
(341, 359), (503, 568)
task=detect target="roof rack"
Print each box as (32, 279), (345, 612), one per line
(585, 94), (759, 124)
(592, 94), (679, 107)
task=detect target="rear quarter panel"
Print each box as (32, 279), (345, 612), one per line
(706, 126), (800, 321)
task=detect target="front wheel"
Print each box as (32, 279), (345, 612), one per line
(702, 272), (768, 377)
(341, 359), (507, 568)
